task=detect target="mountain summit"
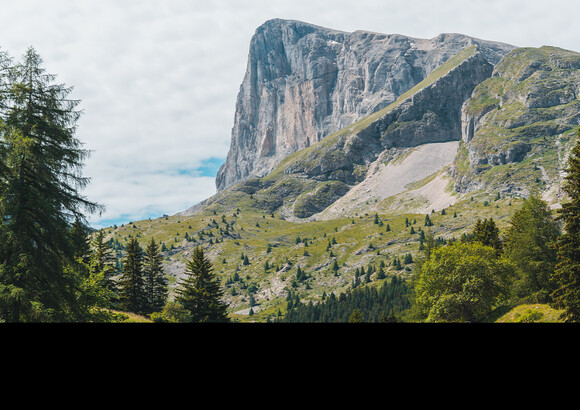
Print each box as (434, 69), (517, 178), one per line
(215, 19), (515, 192)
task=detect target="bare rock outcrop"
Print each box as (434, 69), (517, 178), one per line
(215, 19), (515, 192)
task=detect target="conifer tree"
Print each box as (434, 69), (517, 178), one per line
(70, 218), (92, 263)
(117, 238), (145, 314)
(504, 194), (560, 303)
(90, 230), (117, 290)
(142, 237), (167, 314)
(551, 129), (580, 321)
(349, 309), (364, 323)
(472, 218), (503, 254)
(175, 246), (229, 322)
(0, 48), (102, 322)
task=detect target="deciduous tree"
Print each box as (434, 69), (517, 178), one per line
(415, 242), (514, 322)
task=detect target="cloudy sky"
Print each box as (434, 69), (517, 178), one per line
(0, 0), (578, 228)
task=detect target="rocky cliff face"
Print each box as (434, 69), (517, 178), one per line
(215, 19), (515, 191)
(453, 46), (580, 198)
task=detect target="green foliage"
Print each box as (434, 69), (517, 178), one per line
(90, 230), (117, 296)
(503, 194), (560, 303)
(142, 238), (168, 315)
(150, 300), (191, 323)
(471, 218), (503, 254)
(175, 246), (229, 322)
(117, 238), (146, 314)
(415, 242), (515, 322)
(0, 48), (103, 322)
(282, 276), (411, 323)
(551, 129), (580, 321)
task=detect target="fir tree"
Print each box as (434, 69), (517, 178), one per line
(551, 129), (580, 321)
(472, 218), (503, 254)
(504, 194), (560, 303)
(349, 309), (364, 323)
(89, 230), (118, 296)
(332, 260), (339, 273)
(142, 238), (168, 314)
(0, 48), (103, 322)
(175, 246), (229, 322)
(376, 266), (386, 280)
(70, 218), (92, 263)
(117, 238), (145, 314)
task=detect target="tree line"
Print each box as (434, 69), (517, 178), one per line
(0, 47), (228, 323)
(410, 129), (580, 322)
(281, 275), (411, 323)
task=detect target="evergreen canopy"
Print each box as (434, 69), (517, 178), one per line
(551, 128), (580, 321)
(175, 246), (229, 323)
(0, 47), (102, 321)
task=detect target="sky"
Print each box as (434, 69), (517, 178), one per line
(0, 0), (578, 228)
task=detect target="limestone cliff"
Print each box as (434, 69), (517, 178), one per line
(215, 18), (515, 191)
(453, 46), (580, 200)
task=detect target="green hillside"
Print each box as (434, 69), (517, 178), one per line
(102, 185), (529, 322)
(455, 46), (580, 198)
(99, 45), (579, 323)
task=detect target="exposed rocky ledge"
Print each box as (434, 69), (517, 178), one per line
(215, 18), (515, 192)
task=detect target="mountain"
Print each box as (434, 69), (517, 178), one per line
(453, 45), (580, 203)
(104, 20), (580, 322)
(215, 19), (514, 192)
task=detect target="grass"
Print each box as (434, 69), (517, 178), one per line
(102, 186), (529, 323)
(494, 304), (564, 323)
(98, 45), (578, 323)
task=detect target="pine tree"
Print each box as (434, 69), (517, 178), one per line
(472, 218), (503, 254)
(504, 194), (560, 303)
(349, 309), (364, 323)
(0, 48), (103, 322)
(551, 129), (580, 321)
(142, 238), (167, 315)
(175, 246), (229, 322)
(117, 238), (145, 314)
(90, 230), (117, 290)
(70, 218), (92, 264)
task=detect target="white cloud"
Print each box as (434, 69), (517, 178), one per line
(0, 0), (578, 227)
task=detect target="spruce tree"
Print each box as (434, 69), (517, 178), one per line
(0, 48), (102, 322)
(551, 129), (580, 321)
(504, 194), (560, 303)
(175, 246), (229, 322)
(70, 218), (92, 264)
(472, 218), (503, 254)
(118, 238), (145, 314)
(90, 230), (117, 291)
(142, 237), (167, 315)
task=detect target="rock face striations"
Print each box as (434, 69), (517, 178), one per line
(215, 19), (515, 192)
(453, 45), (580, 198)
